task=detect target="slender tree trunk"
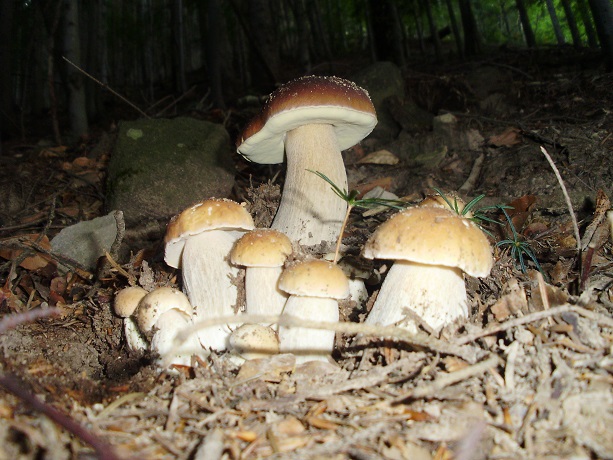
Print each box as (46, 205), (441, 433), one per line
(0, 0), (16, 140)
(545, 0), (566, 45)
(422, 0), (442, 60)
(173, 0), (187, 94)
(290, 0), (311, 72)
(445, 0), (464, 58)
(459, 0), (481, 56)
(63, 0), (88, 139)
(515, 0), (536, 47)
(560, 0), (582, 47)
(588, 0), (613, 70)
(577, 0), (598, 48)
(203, 0), (226, 109)
(308, 0), (333, 63)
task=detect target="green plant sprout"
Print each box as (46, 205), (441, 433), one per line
(431, 187), (502, 237)
(309, 170), (408, 263)
(495, 205), (545, 277)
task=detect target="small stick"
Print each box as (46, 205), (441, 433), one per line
(62, 56), (150, 120)
(174, 313), (483, 363)
(0, 308), (60, 334)
(459, 152), (485, 194)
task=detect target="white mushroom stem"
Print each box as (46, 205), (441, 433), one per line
(151, 309), (203, 369)
(124, 318), (148, 352)
(278, 295), (339, 363)
(182, 229), (244, 351)
(272, 123), (347, 246)
(365, 262), (468, 334)
(245, 266), (288, 319)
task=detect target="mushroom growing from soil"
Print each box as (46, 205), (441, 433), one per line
(236, 75), (377, 246)
(229, 323), (279, 361)
(362, 206), (493, 334)
(230, 228), (292, 321)
(134, 287), (203, 368)
(113, 286), (148, 351)
(277, 259), (349, 363)
(164, 198), (255, 351)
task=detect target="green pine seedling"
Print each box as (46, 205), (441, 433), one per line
(309, 170), (408, 263)
(496, 206), (546, 277)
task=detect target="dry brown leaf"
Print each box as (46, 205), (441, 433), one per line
(357, 149), (400, 165)
(488, 127), (521, 147)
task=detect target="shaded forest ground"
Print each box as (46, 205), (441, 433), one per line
(0, 48), (612, 459)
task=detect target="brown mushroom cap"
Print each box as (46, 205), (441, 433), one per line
(279, 259), (349, 299)
(236, 75), (377, 164)
(363, 206), (493, 278)
(230, 229), (292, 268)
(164, 198), (254, 268)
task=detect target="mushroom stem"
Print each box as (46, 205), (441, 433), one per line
(278, 295), (339, 363)
(272, 123), (347, 246)
(182, 229), (243, 351)
(245, 266), (287, 319)
(365, 262), (468, 334)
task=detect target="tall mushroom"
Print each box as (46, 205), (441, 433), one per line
(277, 259), (349, 363)
(237, 75), (377, 246)
(362, 206), (493, 334)
(164, 198), (254, 351)
(230, 228), (292, 321)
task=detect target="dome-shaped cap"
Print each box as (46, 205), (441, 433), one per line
(164, 198), (255, 268)
(237, 76), (377, 164)
(114, 286), (148, 318)
(363, 206), (493, 278)
(135, 287), (193, 332)
(230, 229), (292, 267)
(279, 259), (349, 299)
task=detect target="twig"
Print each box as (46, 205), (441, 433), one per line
(540, 146), (581, 265)
(390, 355), (501, 402)
(0, 307), (60, 334)
(175, 314), (483, 363)
(62, 56), (150, 120)
(458, 152), (485, 194)
(0, 374), (123, 460)
(454, 303), (613, 346)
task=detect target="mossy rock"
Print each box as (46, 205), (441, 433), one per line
(106, 117), (235, 225)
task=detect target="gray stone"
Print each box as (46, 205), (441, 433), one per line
(51, 212), (118, 270)
(352, 61), (405, 140)
(106, 117), (235, 225)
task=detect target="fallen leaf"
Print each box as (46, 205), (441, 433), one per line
(357, 149), (400, 165)
(488, 127), (521, 147)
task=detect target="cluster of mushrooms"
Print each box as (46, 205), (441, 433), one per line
(114, 75), (494, 369)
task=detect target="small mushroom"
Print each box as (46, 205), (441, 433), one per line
(164, 198), (255, 351)
(135, 287), (203, 368)
(277, 259), (348, 363)
(362, 206), (493, 334)
(229, 323), (279, 360)
(113, 286), (148, 351)
(230, 228), (292, 321)
(237, 75), (377, 246)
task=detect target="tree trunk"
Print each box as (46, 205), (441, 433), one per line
(588, 0), (613, 70)
(172, 0), (187, 94)
(368, 0), (406, 65)
(289, 0), (311, 72)
(545, 0), (566, 45)
(515, 0), (536, 47)
(577, 0), (598, 48)
(560, 0), (582, 47)
(203, 0), (227, 109)
(445, 0), (464, 58)
(459, 0), (481, 56)
(63, 0), (88, 140)
(422, 0), (442, 60)
(0, 0), (15, 140)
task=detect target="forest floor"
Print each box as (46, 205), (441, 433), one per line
(0, 48), (612, 459)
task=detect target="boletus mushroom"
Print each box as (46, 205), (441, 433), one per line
(236, 75), (377, 247)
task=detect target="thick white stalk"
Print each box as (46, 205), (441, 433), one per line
(271, 123), (347, 246)
(365, 262), (468, 334)
(182, 230), (244, 351)
(278, 296), (339, 363)
(245, 266), (287, 318)
(151, 309), (204, 369)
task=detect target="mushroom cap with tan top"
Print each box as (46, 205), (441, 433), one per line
(164, 198), (255, 268)
(362, 206), (493, 278)
(114, 286), (148, 318)
(230, 229), (292, 268)
(135, 287), (193, 332)
(279, 259), (349, 299)
(236, 75), (377, 164)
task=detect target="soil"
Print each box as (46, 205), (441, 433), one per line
(0, 49), (612, 459)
